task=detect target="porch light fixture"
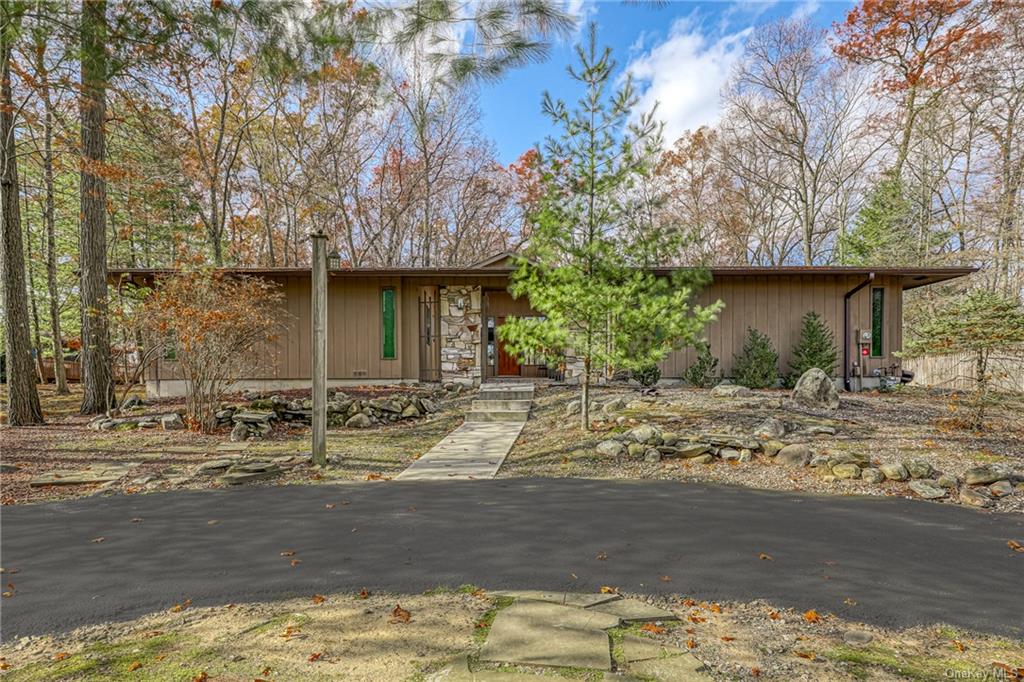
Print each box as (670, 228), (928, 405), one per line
(327, 250), (342, 270)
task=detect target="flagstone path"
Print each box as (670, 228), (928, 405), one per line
(395, 384), (533, 480)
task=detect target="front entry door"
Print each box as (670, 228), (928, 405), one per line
(495, 317), (521, 376)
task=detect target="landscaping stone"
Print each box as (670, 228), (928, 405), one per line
(909, 480), (947, 499)
(791, 368), (840, 410)
(195, 458), (236, 475)
(401, 404), (421, 419)
(862, 467), (885, 484)
(644, 449), (662, 463)
(832, 463), (861, 479)
(776, 444), (811, 467)
(989, 480), (1013, 497)
(959, 487), (994, 508)
(753, 417), (787, 439)
(880, 463), (910, 482)
(937, 474), (960, 489)
(345, 413), (372, 429)
(587, 599), (676, 623)
(738, 449), (753, 462)
(761, 440), (784, 456)
(597, 440), (625, 457)
(905, 458), (934, 479)
(29, 464), (132, 487)
(232, 411), (276, 424)
(829, 452), (869, 467)
(218, 461), (282, 485)
(160, 413), (185, 431)
(805, 425), (838, 436)
(964, 465), (1002, 486)
(719, 447), (741, 461)
(842, 630), (874, 646)
(691, 454), (714, 464)
(661, 432), (678, 446)
(229, 422), (249, 442)
(710, 383), (751, 398)
(628, 653), (712, 681)
(1, 463), (20, 473)
(627, 424), (661, 445)
(627, 443), (646, 457)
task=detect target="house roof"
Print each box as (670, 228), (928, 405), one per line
(107, 263), (976, 290)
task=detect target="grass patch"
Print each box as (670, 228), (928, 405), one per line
(2, 632), (189, 682)
(472, 596), (515, 645)
(237, 611), (309, 636)
(824, 644), (988, 682)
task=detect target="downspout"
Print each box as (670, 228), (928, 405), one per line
(843, 272), (875, 392)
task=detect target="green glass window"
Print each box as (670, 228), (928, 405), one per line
(870, 288), (884, 357)
(381, 288), (396, 359)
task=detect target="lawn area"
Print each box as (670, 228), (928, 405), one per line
(0, 384), (467, 505)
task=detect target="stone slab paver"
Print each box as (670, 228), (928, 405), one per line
(428, 656), (556, 681)
(588, 598), (678, 623)
(628, 653), (713, 681)
(620, 635), (688, 663)
(479, 620), (612, 670)
(395, 422), (524, 480)
(490, 590), (622, 609)
(499, 600), (621, 630)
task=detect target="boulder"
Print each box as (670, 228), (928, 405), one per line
(862, 467), (885, 484)
(419, 398), (438, 413)
(692, 454), (714, 464)
(937, 474), (960, 489)
(660, 432), (678, 447)
(160, 413), (185, 431)
(832, 463), (861, 479)
(753, 417), (787, 439)
(643, 449), (662, 463)
(909, 480), (947, 499)
(964, 465), (1002, 486)
(627, 424), (661, 445)
(345, 413), (372, 429)
(829, 452), (869, 467)
(879, 463), (910, 482)
(719, 447), (741, 461)
(597, 440), (625, 457)
(762, 440), (785, 457)
(229, 422), (249, 442)
(905, 458), (934, 479)
(674, 443), (711, 458)
(710, 383), (752, 398)
(959, 487), (994, 508)
(401, 404), (421, 419)
(791, 368), (840, 410)
(989, 480), (1014, 497)
(602, 398), (627, 413)
(738, 449), (753, 462)
(232, 411), (276, 424)
(777, 444), (812, 467)
(627, 443), (646, 457)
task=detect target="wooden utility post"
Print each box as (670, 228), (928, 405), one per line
(311, 230), (328, 467)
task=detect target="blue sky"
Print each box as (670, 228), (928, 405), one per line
(478, 1), (855, 164)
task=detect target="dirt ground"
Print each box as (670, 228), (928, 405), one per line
(503, 384), (1024, 514)
(0, 385), (468, 506)
(1, 587), (1021, 681)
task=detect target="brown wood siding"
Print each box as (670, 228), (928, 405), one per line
(151, 272), (907, 383)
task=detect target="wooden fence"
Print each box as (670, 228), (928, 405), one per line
(902, 353), (1024, 393)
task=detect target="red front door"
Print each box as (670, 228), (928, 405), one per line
(495, 317), (521, 376)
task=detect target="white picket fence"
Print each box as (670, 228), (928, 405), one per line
(902, 352), (1024, 393)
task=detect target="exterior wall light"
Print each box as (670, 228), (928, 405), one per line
(327, 250), (341, 270)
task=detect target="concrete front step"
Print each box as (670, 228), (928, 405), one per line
(471, 399), (533, 411)
(479, 389), (535, 401)
(465, 410), (530, 423)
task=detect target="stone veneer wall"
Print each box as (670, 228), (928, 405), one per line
(440, 285), (482, 385)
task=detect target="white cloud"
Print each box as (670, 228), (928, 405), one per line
(626, 15), (751, 146)
(790, 0), (821, 20)
(565, 0), (597, 34)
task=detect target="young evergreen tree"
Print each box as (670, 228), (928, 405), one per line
(498, 24), (720, 429)
(732, 328), (779, 389)
(785, 311), (837, 388)
(683, 341), (719, 388)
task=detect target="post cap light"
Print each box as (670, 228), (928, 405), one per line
(327, 250), (341, 270)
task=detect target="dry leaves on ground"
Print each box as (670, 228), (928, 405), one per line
(389, 604), (411, 624)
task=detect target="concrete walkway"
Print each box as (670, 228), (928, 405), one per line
(395, 383), (532, 480)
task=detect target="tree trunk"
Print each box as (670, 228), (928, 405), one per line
(38, 34), (68, 393)
(1, 13), (45, 426)
(580, 357), (590, 431)
(78, 0), (115, 414)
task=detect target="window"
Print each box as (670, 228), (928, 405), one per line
(870, 287), (884, 357)
(381, 288), (396, 359)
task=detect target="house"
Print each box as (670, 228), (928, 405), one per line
(110, 254), (974, 397)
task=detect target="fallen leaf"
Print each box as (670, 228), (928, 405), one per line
(53, 652), (70, 661)
(207, 520), (219, 526)
(709, 603), (722, 613)
(470, 588), (487, 599)
(280, 625), (302, 640)
(128, 661), (142, 671)
(686, 639), (696, 649)
(843, 598), (858, 606)
(154, 655), (165, 662)
(131, 518), (143, 523)
(758, 552), (773, 561)
(953, 640), (965, 652)
(290, 559), (302, 567)
(681, 598), (697, 607)
(768, 611), (781, 621)
(192, 673), (208, 682)
(721, 636), (736, 642)
(308, 652), (324, 662)
(324, 504), (335, 510)
(803, 610), (821, 624)
(341, 500), (350, 505)
(389, 604), (411, 624)
(261, 666), (272, 676)
(688, 614), (706, 624)
(365, 473), (390, 481)
(0, 661), (9, 671)
(595, 551), (608, 561)
(357, 588), (371, 599)
(92, 537), (105, 543)
(141, 630), (164, 638)
(659, 575), (671, 583)
(795, 650), (816, 660)
(600, 586), (618, 594)
(311, 594), (326, 605)
(407, 506), (416, 512)
(280, 550), (296, 557)
(170, 599), (192, 613)
(751, 667), (762, 677)
(641, 622), (666, 635)
(1008, 540), (1024, 553)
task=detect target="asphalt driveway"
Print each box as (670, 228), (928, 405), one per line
(2, 479), (1022, 639)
